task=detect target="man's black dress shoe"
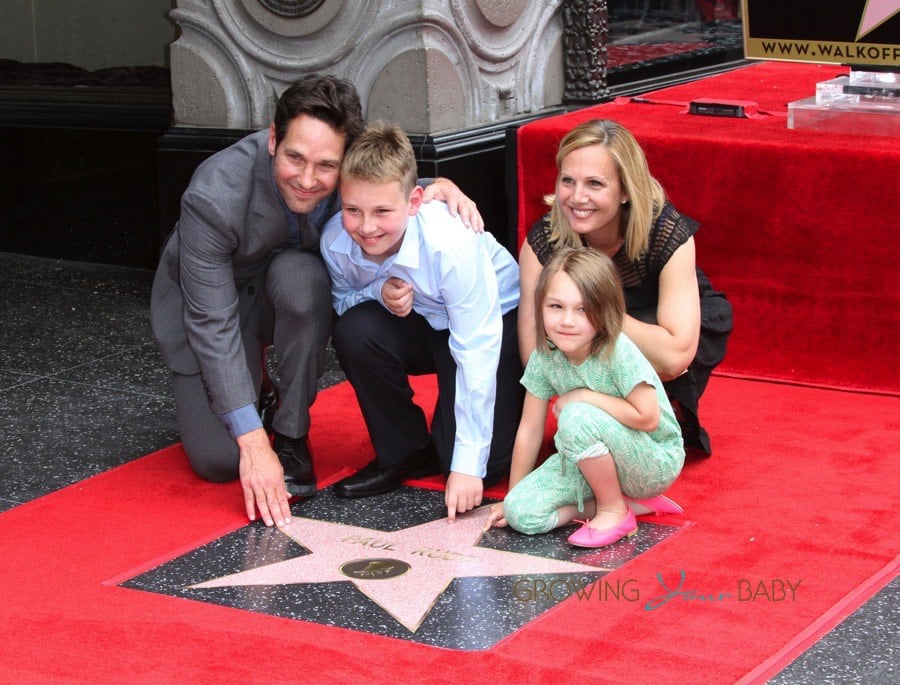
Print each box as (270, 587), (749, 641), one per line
(258, 346), (280, 434)
(333, 441), (440, 499)
(273, 432), (317, 498)
(258, 386), (278, 435)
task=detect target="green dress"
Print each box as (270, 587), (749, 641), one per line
(503, 333), (685, 535)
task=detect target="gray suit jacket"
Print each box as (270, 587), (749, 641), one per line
(150, 129), (329, 416)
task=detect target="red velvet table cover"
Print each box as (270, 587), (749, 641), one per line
(516, 62), (900, 392)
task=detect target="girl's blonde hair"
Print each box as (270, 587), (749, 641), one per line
(546, 119), (665, 261)
(534, 247), (625, 359)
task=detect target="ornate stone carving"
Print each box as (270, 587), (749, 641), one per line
(168, 0), (565, 133)
(256, 0), (324, 17)
(561, 0), (608, 103)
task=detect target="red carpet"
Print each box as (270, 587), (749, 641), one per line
(2, 61), (897, 682)
(0, 375), (897, 682)
(516, 61), (900, 394)
(607, 42), (716, 68)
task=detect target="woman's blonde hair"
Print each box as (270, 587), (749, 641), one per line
(534, 247), (625, 360)
(340, 122), (418, 195)
(546, 119), (665, 261)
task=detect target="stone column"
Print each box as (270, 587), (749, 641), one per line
(168, 0), (566, 134)
(561, 0), (609, 103)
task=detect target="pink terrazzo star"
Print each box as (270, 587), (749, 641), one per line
(857, 0), (899, 40)
(190, 506), (609, 633)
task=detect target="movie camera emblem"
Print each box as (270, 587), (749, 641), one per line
(340, 558), (411, 580)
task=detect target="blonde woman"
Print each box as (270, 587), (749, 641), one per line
(518, 119), (732, 456)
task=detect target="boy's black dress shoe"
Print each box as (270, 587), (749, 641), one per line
(333, 442), (441, 498)
(273, 432), (317, 498)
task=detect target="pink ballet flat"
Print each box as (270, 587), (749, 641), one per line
(567, 509), (638, 548)
(629, 495), (684, 516)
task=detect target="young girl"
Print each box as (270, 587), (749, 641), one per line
(488, 247), (685, 548)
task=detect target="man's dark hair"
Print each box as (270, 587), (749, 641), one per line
(273, 74), (365, 150)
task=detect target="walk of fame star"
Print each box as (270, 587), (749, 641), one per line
(189, 506), (609, 633)
(121, 486), (680, 650)
(857, 0), (900, 40)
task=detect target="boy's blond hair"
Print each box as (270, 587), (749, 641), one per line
(534, 247), (625, 360)
(340, 122), (418, 194)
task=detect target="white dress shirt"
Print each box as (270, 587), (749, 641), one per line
(321, 201), (519, 477)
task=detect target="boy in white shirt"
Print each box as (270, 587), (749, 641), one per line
(320, 124), (523, 521)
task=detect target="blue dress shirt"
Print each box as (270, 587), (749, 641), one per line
(320, 201), (519, 478)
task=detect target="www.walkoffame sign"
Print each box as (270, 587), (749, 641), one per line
(742, 0), (900, 68)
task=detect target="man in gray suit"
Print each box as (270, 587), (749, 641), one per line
(151, 75), (481, 529)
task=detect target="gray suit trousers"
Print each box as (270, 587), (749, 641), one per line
(173, 249), (332, 482)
